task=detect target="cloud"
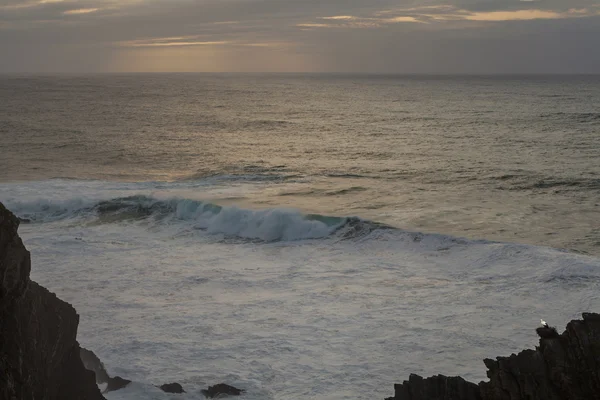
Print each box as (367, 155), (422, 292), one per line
(443, 8), (598, 21)
(301, 13), (422, 29)
(1, 0), (599, 73)
(301, 3), (600, 28)
(0, 0), (64, 9)
(297, 23), (333, 28)
(383, 16), (421, 23)
(119, 36), (231, 47)
(117, 35), (290, 49)
(0, 0), (142, 19)
(63, 8), (99, 15)
(320, 16), (356, 21)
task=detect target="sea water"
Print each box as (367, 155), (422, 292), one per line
(1, 74), (599, 399)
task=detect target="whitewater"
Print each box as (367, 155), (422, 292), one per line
(1, 74), (599, 399)
(3, 178), (600, 399)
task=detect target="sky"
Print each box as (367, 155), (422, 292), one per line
(1, 0), (599, 73)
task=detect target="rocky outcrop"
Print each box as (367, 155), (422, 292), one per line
(201, 383), (245, 398)
(80, 347), (111, 385)
(389, 374), (481, 400)
(0, 202), (105, 399)
(80, 346), (241, 396)
(105, 376), (132, 392)
(80, 347), (132, 393)
(480, 312), (600, 400)
(386, 313), (600, 400)
(159, 382), (186, 393)
(81, 347), (243, 396)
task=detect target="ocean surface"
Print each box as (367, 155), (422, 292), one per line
(1, 74), (599, 399)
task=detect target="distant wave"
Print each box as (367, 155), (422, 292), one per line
(488, 174), (600, 192)
(7, 195), (391, 242)
(324, 173), (371, 179)
(241, 119), (292, 129)
(277, 186), (367, 197)
(528, 179), (600, 191)
(178, 172), (302, 183)
(179, 164), (303, 183)
(541, 112), (600, 123)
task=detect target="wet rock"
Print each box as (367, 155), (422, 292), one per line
(480, 312), (600, 400)
(536, 325), (560, 339)
(80, 347), (111, 384)
(0, 202), (104, 400)
(106, 376), (132, 392)
(160, 382), (186, 393)
(80, 347), (185, 394)
(385, 374), (481, 400)
(386, 313), (600, 400)
(201, 383), (245, 398)
(79, 347), (133, 393)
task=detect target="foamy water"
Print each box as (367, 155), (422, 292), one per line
(3, 179), (600, 399)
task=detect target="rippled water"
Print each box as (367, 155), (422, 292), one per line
(1, 74), (599, 399)
(2, 74), (599, 253)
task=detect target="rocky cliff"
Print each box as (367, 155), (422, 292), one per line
(0, 202), (104, 400)
(386, 313), (600, 400)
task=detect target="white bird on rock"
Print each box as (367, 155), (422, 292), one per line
(541, 319), (549, 328)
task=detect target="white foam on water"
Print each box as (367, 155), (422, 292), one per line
(2, 179), (600, 399)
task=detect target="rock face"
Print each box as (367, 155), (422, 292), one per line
(80, 347), (111, 384)
(81, 347), (189, 394)
(0, 202), (104, 400)
(159, 382), (186, 394)
(80, 347), (132, 393)
(105, 376), (132, 392)
(201, 383), (245, 398)
(389, 374), (481, 400)
(386, 313), (600, 400)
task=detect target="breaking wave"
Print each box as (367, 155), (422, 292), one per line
(7, 195), (391, 242)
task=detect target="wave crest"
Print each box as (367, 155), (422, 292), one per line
(8, 195), (387, 242)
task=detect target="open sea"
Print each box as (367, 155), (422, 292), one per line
(1, 74), (599, 399)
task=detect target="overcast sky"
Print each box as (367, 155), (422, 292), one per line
(1, 0), (599, 73)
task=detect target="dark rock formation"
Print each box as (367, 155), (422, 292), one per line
(80, 347), (133, 393)
(80, 347), (111, 384)
(536, 325), (560, 339)
(0, 202), (105, 400)
(159, 382), (186, 393)
(79, 347), (243, 396)
(481, 312), (600, 400)
(387, 374), (481, 400)
(80, 347), (190, 395)
(201, 383), (245, 398)
(106, 376), (132, 392)
(386, 313), (600, 400)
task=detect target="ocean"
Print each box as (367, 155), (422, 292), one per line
(1, 74), (599, 399)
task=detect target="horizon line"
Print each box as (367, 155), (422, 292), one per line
(1, 71), (600, 77)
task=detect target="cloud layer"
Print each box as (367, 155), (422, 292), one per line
(1, 0), (599, 72)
